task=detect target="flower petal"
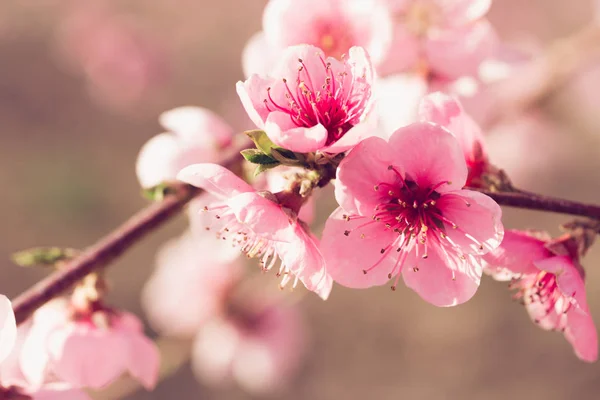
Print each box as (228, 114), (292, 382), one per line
(226, 192), (293, 241)
(159, 106), (233, 147)
(264, 112), (329, 153)
(125, 332), (160, 389)
(177, 163), (254, 200)
(321, 208), (398, 288)
(335, 136), (395, 215)
(242, 32), (277, 77)
(534, 256), (588, 309)
(402, 249), (481, 306)
(0, 295), (16, 364)
(437, 190), (503, 255)
(564, 308), (598, 362)
(236, 75), (274, 129)
(388, 122), (468, 192)
(483, 230), (550, 280)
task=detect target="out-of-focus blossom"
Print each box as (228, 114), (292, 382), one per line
(178, 163), (332, 300)
(55, 3), (169, 109)
(142, 230), (242, 338)
(136, 106), (234, 188)
(237, 44), (374, 154)
(418, 92), (489, 186)
(375, 73), (428, 135)
(380, 0), (497, 79)
(0, 324), (92, 400)
(243, 0), (393, 76)
(321, 123), (503, 306)
(484, 230), (598, 362)
(192, 299), (306, 395)
(20, 299), (159, 391)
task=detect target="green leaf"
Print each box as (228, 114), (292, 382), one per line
(240, 149), (279, 165)
(12, 247), (77, 267)
(254, 163), (278, 177)
(245, 130), (278, 156)
(142, 183), (171, 201)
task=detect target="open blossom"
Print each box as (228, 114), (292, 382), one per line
(178, 163), (332, 300)
(20, 299), (159, 390)
(237, 44), (375, 154)
(321, 122), (503, 306)
(484, 230), (598, 362)
(136, 106), (234, 188)
(418, 92), (489, 186)
(380, 0), (497, 79)
(142, 230), (242, 338)
(192, 299), (306, 395)
(242, 0), (393, 76)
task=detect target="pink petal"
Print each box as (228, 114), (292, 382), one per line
(236, 75), (274, 129)
(418, 92), (487, 161)
(177, 163), (254, 200)
(226, 192), (293, 241)
(321, 208), (398, 288)
(0, 295), (16, 364)
(159, 106), (233, 147)
(483, 230), (550, 280)
(30, 387), (92, 400)
(426, 20), (497, 80)
(534, 256), (588, 309)
(262, 0), (326, 49)
(276, 224), (332, 300)
(388, 122), (468, 192)
(436, 190), (503, 255)
(125, 333), (160, 390)
(437, 0), (492, 27)
(375, 74), (427, 136)
(564, 308), (598, 362)
(135, 133), (183, 188)
(192, 319), (240, 385)
(48, 325), (128, 389)
(401, 249), (481, 306)
(264, 112), (329, 153)
(334, 136), (395, 216)
(242, 32), (277, 78)
(324, 112), (378, 154)
(377, 24), (420, 75)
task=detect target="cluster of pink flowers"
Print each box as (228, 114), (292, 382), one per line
(2, 0), (599, 397)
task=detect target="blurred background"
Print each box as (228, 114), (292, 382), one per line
(2, 0), (600, 399)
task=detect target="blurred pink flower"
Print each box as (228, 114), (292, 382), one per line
(418, 92), (489, 186)
(321, 122), (503, 306)
(136, 106), (234, 188)
(192, 299), (306, 394)
(380, 0), (497, 79)
(178, 163), (332, 300)
(20, 299), (159, 390)
(142, 230), (242, 338)
(243, 0), (393, 76)
(55, 3), (169, 109)
(484, 230), (598, 362)
(237, 44), (375, 154)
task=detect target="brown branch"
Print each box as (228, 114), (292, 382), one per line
(475, 189), (600, 219)
(12, 145), (246, 325)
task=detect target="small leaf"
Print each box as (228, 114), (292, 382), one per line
(240, 149), (279, 165)
(254, 163), (278, 177)
(12, 247), (78, 267)
(142, 183), (171, 201)
(270, 148), (301, 165)
(245, 130), (277, 156)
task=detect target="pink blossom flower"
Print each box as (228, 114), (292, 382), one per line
(243, 0), (393, 76)
(192, 299), (306, 394)
(380, 0), (497, 79)
(484, 230), (598, 362)
(0, 295), (16, 365)
(20, 299), (159, 390)
(418, 92), (489, 186)
(321, 122), (503, 306)
(0, 324), (91, 400)
(142, 230), (242, 338)
(237, 44), (375, 154)
(178, 163), (332, 300)
(136, 106), (234, 188)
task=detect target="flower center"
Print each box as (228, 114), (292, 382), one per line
(512, 271), (576, 330)
(263, 55), (371, 147)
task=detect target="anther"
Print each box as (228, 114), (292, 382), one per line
(380, 248), (386, 254)
(374, 185), (379, 191)
(391, 285), (397, 291)
(344, 230), (350, 236)
(413, 267), (419, 272)
(362, 269), (368, 275)
(203, 206), (208, 211)
(422, 254), (428, 259)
